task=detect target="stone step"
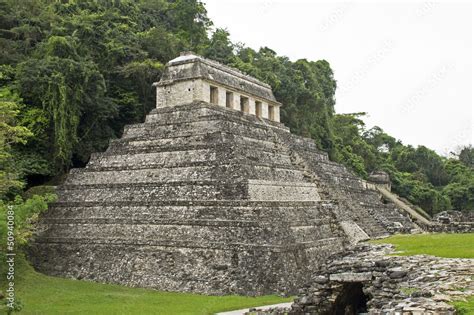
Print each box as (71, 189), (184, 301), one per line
(273, 129), (327, 157)
(42, 203), (340, 224)
(119, 126), (281, 149)
(105, 131), (287, 156)
(58, 179), (324, 203)
(40, 217), (339, 228)
(33, 236), (344, 252)
(37, 220), (343, 246)
(66, 164), (310, 186)
(90, 144), (296, 171)
(122, 117), (279, 142)
(51, 199), (337, 207)
(85, 153), (295, 172)
(36, 223), (291, 245)
(57, 180), (246, 202)
(87, 148), (217, 170)
(145, 104), (222, 124)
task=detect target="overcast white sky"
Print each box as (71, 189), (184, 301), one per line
(203, 0), (473, 155)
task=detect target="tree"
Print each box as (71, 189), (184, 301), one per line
(16, 54), (108, 171)
(204, 28), (234, 64)
(458, 145), (474, 168)
(392, 145), (448, 187)
(0, 87), (32, 198)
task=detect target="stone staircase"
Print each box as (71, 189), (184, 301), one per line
(270, 127), (417, 238)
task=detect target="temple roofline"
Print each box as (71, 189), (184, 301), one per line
(160, 51), (273, 90)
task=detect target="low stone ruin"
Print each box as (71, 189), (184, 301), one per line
(289, 243), (474, 314)
(368, 171), (391, 191)
(429, 211), (474, 233)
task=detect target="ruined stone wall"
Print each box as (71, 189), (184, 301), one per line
(290, 243), (474, 315)
(428, 211), (474, 233)
(156, 79), (198, 107)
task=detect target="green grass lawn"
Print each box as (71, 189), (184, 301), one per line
(453, 296), (474, 315)
(2, 255), (291, 315)
(370, 233), (474, 258)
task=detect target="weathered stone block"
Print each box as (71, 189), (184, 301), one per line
(329, 272), (373, 282)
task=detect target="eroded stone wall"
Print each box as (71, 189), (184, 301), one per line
(290, 243), (474, 315)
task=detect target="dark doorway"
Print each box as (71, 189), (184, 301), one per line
(330, 283), (368, 315)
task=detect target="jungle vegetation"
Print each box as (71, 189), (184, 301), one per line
(1, 0), (473, 218)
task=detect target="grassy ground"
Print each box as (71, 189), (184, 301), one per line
(371, 233), (474, 314)
(370, 233), (474, 258)
(2, 255), (291, 315)
(453, 296), (474, 315)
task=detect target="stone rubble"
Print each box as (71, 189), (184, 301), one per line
(429, 211), (474, 233)
(256, 243), (474, 314)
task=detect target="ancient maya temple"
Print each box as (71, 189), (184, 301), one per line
(30, 52), (418, 295)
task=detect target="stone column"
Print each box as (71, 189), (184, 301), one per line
(193, 79), (204, 102)
(273, 105), (280, 122)
(249, 98), (256, 115)
(217, 86), (226, 107)
(156, 86), (166, 108)
(201, 81), (211, 103)
(233, 92), (241, 110)
(262, 102), (269, 119)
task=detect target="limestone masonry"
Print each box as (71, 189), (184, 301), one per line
(247, 244), (474, 314)
(154, 52), (281, 122)
(30, 53), (419, 295)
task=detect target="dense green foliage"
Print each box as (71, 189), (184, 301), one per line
(329, 113), (473, 215)
(0, 193), (57, 254)
(0, 0), (472, 216)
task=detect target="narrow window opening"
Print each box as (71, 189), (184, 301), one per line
(210, 86), (219, 105)
(255, 101), (262, 118)
(226, 91), (233, 108)
(240, 96), (249, 113)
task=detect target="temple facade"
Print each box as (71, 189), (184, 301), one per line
(154, 52), (281, 122)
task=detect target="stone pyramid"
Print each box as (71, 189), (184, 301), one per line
(30, 53), (417, 295)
